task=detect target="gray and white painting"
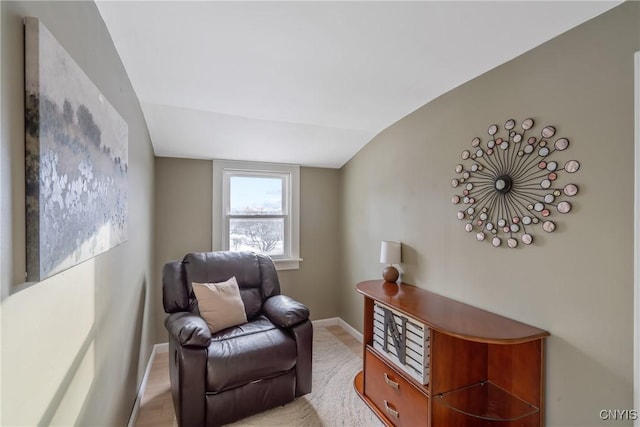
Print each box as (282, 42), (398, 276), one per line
(24, 17), (128, 282)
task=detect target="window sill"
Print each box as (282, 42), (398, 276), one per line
(273, 258), (303, 271)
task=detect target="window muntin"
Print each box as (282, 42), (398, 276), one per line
(229, 217), (285, 256)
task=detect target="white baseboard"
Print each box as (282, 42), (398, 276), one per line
(127, 343), (168, 427)
(337, 318), (363, 343)
(312, 317), (339, 328)
(313, 317), (362, 343)
(155, 342), (169, 353)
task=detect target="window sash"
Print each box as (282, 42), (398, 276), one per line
(227, 214), (287, 219)
(226, 171), (289, 215)
(226, 214), (289, 258)
(222, 170), (292, 259)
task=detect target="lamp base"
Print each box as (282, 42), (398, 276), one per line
(382, 266), (399, 283)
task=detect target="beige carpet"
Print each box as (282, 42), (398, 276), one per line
(228, 327), (382, 427)
(173, 327), (383, 427)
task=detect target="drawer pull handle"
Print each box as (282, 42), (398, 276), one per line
(384, 373), (399, 389)
(384, 400), (399, 418)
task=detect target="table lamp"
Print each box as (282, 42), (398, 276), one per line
(380, 240), (401, 283)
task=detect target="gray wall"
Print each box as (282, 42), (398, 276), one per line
(154, 160), (340, 342)
(280, 166), (340, 320)
(1, 2), (155, 426)
(338, 3), (640, 426)
(154, 157), (213, 341)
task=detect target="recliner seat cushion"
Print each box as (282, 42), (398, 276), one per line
(210, 316), (274, 342)
(206, 316), (297, 393)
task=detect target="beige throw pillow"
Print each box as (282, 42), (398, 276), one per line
(192, 276), (248, 334)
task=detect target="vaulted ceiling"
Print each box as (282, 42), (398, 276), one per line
(97, 1), (620, 168)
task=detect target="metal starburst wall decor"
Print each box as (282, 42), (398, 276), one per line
(451, 118), (580, 248)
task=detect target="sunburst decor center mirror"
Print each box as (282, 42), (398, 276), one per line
(451, 118), (580, 248)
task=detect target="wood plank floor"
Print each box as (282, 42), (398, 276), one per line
(135, 324), (361, 427)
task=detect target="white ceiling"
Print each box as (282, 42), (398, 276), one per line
(96, 1), (620, 168)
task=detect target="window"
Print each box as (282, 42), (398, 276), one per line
(213, 160), (301, 270)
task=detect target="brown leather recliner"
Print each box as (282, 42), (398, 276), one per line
(162, 251), (312, 427)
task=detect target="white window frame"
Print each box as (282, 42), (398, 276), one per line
(213, 160), (301, 270)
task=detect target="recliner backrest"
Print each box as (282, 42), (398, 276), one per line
(162, 251), (281, 320)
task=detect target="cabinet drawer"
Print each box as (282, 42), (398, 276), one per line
(364, 348), (429, 427)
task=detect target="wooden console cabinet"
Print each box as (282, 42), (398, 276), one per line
(354, 280), (549, 427)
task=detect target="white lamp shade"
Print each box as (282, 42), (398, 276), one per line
(380, 241), (401, 264)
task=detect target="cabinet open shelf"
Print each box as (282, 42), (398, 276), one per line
(434, 380), (539, 422)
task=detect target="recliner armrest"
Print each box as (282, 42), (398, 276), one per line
(263, 295), (310, 328)
(165, 312), (212, 348)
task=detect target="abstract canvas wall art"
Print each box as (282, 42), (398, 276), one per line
(24, 17), (128, 282)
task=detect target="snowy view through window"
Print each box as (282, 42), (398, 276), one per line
(229, 175), (286, 257)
